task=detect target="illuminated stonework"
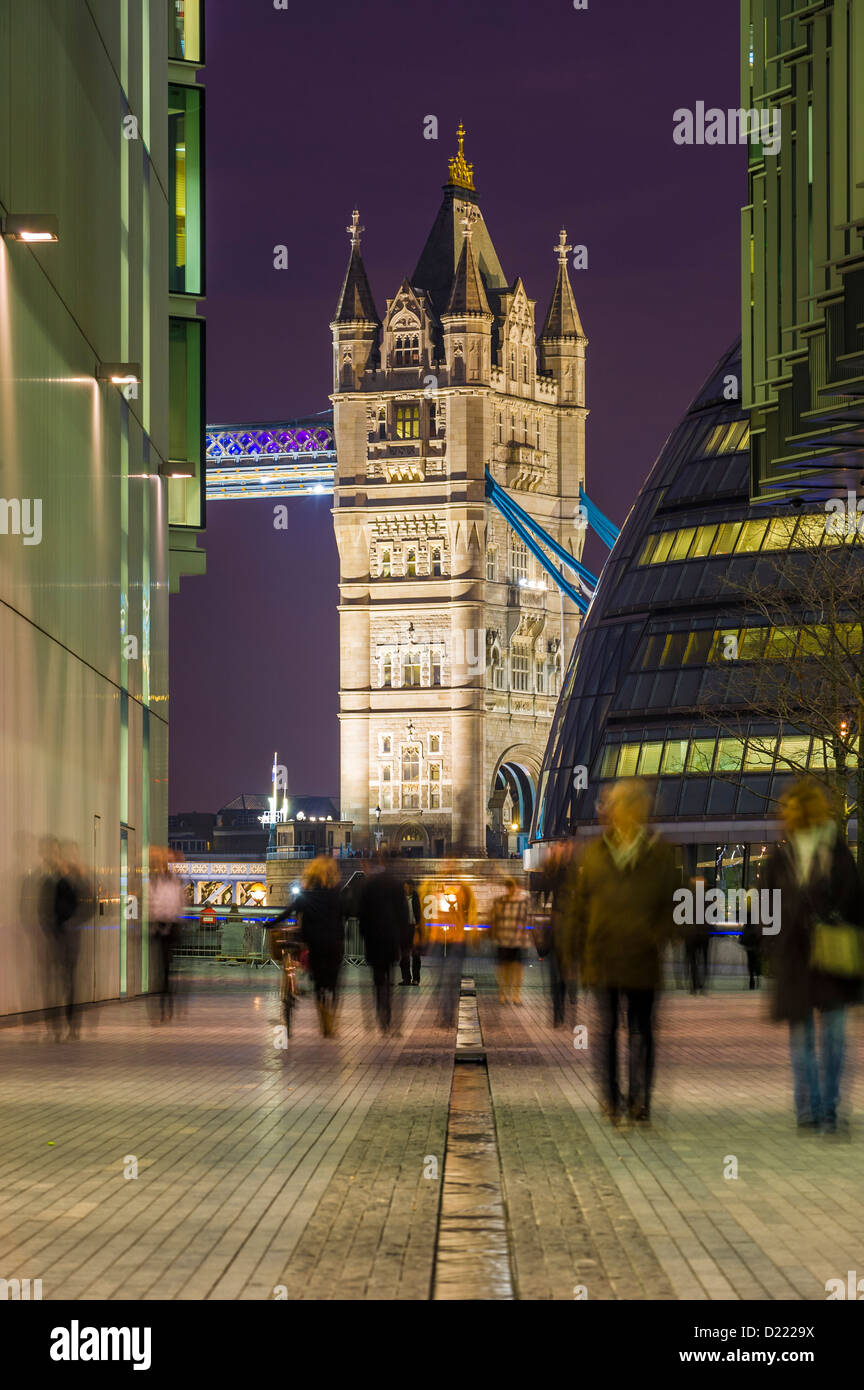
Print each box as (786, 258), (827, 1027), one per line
(331, 136), (589, 855)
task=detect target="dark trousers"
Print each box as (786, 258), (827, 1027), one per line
(598, 987), (656, 1113)
(685, 938), (708, 992)
(549, 951), (576, 1027)
(400, 950), (421, 984)
(431, 941), (465, 1025)
(371, 963), (393, 1031)
(745, 948), (762, 989)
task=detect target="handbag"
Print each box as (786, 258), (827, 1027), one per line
(810, 912), (864, 979)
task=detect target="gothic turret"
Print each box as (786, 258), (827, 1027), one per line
(539, 229), (587, 406)
(330, 210), (380, 390)
(440, 216), (493, 385)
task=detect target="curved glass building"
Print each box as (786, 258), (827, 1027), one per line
(532, 340), (858, 888)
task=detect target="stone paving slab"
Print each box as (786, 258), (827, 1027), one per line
(474, 957), (864, 1302)
(0, 966), (452, 1301)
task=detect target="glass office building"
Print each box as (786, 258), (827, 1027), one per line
(0, 2), (205, 1017)
(532, 340), (859, 888)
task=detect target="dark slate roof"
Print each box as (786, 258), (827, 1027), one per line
(541, 260), (584, 338)
(333, 243), (380, 324)
(412, 186), (507, 318)
(444, 230), (491, 316)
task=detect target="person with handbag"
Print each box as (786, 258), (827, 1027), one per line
(764, 779), (864, 1134)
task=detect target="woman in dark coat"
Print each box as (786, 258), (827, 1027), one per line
(764, 780), (863, 1133)
(273, 856), (345, 1037)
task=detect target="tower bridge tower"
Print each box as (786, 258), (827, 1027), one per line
(331, 127), (588, 857)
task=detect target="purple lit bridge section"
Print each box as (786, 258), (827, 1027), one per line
(206, 418), (336, 500)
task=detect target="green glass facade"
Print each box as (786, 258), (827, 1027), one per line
(742, 0), (864, 503)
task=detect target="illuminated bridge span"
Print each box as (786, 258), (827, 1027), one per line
(206, 417), (336, 498)
(205, 418), (621, 600)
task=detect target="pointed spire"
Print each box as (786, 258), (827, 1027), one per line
(447, 122), (475, 191)
(541, 228), (584, 338)
(333, 209), (379, 323)
(444, 214), (490, 315)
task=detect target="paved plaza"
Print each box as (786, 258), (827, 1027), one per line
(1, 960), (863, 1301)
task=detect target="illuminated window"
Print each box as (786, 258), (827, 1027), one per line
(377, 407), (387, 441)
(522, 354), (528, 383)
(168, 85), (204, 294)
(744, 738), (774, 771)
(394, 335), (420, 366)
(404, 651), (421, 687)
(402, 747), (420, 781)
(660, 632), (688, 667)
(737, 627), (769, 660)
(598, 746), (620, 778)
(618, 745), (640, 777)
(380, 548), (392, 577)
(429, 763), (441, 781)
(395, 405), (420, 438)
(486, 545), (497, 581)
(651, 532), (675, 564)
(169, 0), (203, 62)
(660, 740), (687, 775)
(511, 648), (530, 692)
(497, 414), (503, 443)
(716, 738), (745, 772)
(734, 519), (769, 553)
(766, 626), (797, 658)
(682, 630), (712, 665)
(711, 522), (741, 555)
(687, 739), (716, 774)
(638, 535), (659, 565)
(509, 537), (529, 582)
(669, 528), (696, 561)
(429, 734), (440, 753)
(637, 742), (663, 775)
(382, 736), (392, 754)
(432, 651), (441, 686)
(381, 765), (392, 782)
(406, 548), (417, 577)
(690, 524), (718, 558)
(778, 736), (811, 770)
(764, 516), (799, 549)
(382, 655), (392, 688)
(431, 547), (442, 577)
(168, 317), (204, 527)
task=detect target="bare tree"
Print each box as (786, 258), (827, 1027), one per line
(697, 522), (864, 869)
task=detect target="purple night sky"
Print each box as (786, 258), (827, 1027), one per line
(169, 0), (743, 814)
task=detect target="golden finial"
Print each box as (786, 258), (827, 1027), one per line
(555, 228), (572, 265)
(347, 209), (364, 246)
(448, 122), (475, 191)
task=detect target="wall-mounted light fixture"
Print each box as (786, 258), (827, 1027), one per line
(2, 214), (60, 242)
(158, 463), (194, 478)
(96, 362), (141, 387)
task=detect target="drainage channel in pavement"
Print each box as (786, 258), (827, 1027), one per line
(432, 977), (516, 1300)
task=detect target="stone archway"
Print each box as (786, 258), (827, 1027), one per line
(488, 747), (540, 858)
(395, 821), (429, 858)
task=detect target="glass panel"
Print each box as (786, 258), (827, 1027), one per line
(687, 738), (716, 774)
(682, 630), (712, 665)
(744, 738), (775, 770)
(766, 626), (797, 658)
(764, 516), (798, 550)
(638, 535), (658, 565)
(809, 740), (836, 769)
(637, 742), (664, 776)
(709, 628), (740, 662)
(777, 736), (811, 771)
(669, 527), (696, 561)
(793, 513), (825, 548)
(720, 420), (748, 452)
(738, 626), (768, 660)
(650, 531), (675, 564)
(618, 745), (640, 777)
(168, 85), (204, 294)
(660, 739), (687, 775)
(168, 0), (202, 62)
(736, 423), (751, 451)
(711, 522), (741, 555)
(168, 317), (204, 528)
(716, 738), (745, 772)
(798, 625), (829, 656)
(690, 524), (717, 558)
(659, 632), (688, 667)
(598, 746), (620, 778)
(641, 633), (666, 669)
(734, 519), (769, 552)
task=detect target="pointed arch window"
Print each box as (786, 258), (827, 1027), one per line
(382, 654), (392, 688)
(536, 417), (542, 449)
(381, 548), (391, 577)
(509, 348), (516, 377)
(377, 406), (387, 441)
(486, 545), (497, 581)
(404, 650), (421, 687)
(522, 352), (528, 383)
(497, 413), (503, 444)
(406, 548), (417, 577)
(394, 334), (420, 367)
(431, 547), (442, 577)
(395, 404), (420, 439)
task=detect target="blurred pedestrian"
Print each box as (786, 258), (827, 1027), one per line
(683, 902), (710, 995)
(490, 877), (530, 1003)
(400, 879), (424, 986)
(569, 779), (677, 1125)
(39, 839), (86, 1040)
(421, 866), (476, 1027)
(537, 839), (580, 1027)
(739, 915), (763, 989)
(275, 856), (345, 1037)
(149, 848), (186, 1022)
(764, 780), (864, 1134)
(358, 850), (408, 1035)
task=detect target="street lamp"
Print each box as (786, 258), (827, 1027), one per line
(374, 804), (382, 851)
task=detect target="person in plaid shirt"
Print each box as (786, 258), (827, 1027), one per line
(491, 877), (530, 1004)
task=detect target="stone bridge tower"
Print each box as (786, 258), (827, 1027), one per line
(331, 128), (588, 857)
